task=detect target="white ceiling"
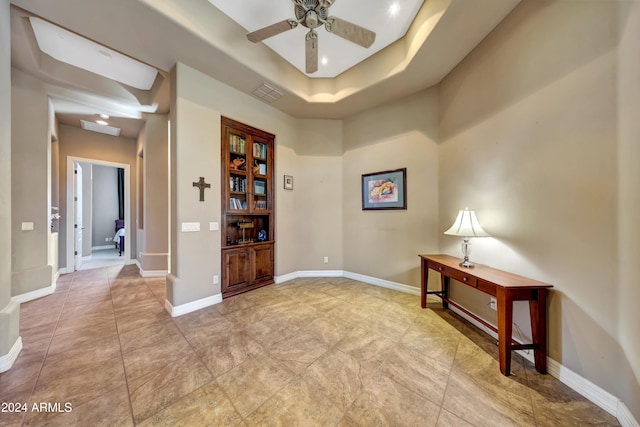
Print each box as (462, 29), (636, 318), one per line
(209, 0), (425, 78)
(10, 0), (522, 130)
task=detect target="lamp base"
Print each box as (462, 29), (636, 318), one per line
(459, 237), (475, 268)
(459, 259), (475, 268)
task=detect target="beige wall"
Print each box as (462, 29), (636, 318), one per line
(438, 0), (638, 418)
(58, 125), (138, 270)
(11, 69), (52, 296)
(0, 0), (20, 361)
(616, 0), (640, 420)
(342, 87), (440, 286)
(139, 114), (169, 272)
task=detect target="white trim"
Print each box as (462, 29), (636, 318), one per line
(272, 270), (638, 427)
(165, 294), (222, 317)
(618, 401), (640, 427)
(11, 283), (56, 303)
(343, 271), (420, 295)
(140, 270), (168, 278)
(0, 336), (23, 373)
(297, 270), (343, 278)
(135, 260), (168, 278)
(275, 270), (343, 283)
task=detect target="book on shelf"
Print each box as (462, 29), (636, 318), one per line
(230, 177), (247, 193)
(230, 198), (248, 210)
(254, 181), (266, 195)
(253, 142), (267, 159)
(230, 134), (246, 154)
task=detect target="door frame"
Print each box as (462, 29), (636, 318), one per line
(65, 156), (131, 271)
(74, 162), (83, 270)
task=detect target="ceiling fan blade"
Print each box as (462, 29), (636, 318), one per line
(247, 19), (297, 43)
(325, 17), (375, 48)
(305, 32), (318, 74)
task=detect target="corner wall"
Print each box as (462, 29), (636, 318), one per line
(139, 114), (169, 273)
(0, 0), (20, 367)
(11, 69), (52, 296)
(342, 87), (440, 286)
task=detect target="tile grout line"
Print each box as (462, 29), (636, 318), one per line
(108, 268), (138, 426)
(19, 274), (75, 427)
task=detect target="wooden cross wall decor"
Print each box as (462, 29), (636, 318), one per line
(193, 177), (211, 201)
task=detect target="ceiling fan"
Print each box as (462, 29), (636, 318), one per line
(247, 0), (376, 74)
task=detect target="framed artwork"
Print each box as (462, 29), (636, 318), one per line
(284, 175), (294, 190)
(361, 168), (407, 210)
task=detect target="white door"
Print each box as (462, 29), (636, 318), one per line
(74, 163), (83, 270)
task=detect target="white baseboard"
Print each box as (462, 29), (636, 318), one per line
(140, 269), (168, 278)
(0, 336), (23, 373)
(343, 271), (420, 295)
(165, 294), (222, 317)
(618, 401), (640, 427)
(134, 260), (168, 278)
(11, 283), (57, 303)
(274, 269), (638, 427)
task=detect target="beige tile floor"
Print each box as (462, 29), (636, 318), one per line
(0, 265), (620, 426)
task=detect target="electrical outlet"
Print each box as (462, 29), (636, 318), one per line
(213, 275), (219, 285)
(323, 256), (329, 264)
(489, 297), (497, 311)
(105, 237), (111, 242)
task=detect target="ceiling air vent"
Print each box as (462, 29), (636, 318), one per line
(80, 120), (121, 137)
(252, 83), (283, 103)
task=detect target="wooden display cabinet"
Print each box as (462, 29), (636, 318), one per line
(221, 117), (275, 297)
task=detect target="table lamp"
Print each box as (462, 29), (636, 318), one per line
(444, 208), (490, 268)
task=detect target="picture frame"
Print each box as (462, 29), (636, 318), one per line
(284, 175), (294, 190)
(361, 168), (407, 210)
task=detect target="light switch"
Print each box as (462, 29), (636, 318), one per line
(21, 222), (34, 231)
(181, 222), (200, 232)
(209, 222), (219, 231)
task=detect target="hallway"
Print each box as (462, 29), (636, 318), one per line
(78, 247), (125, 271)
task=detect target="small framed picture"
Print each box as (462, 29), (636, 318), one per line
(361, 168), (407, 210)
(284, 175), (294, 190)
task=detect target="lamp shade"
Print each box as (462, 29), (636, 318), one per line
(444, 209), (490, 237)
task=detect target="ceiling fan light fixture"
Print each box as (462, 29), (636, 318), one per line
(388, 2), (400, 16)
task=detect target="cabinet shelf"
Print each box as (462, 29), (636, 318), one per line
(221, 117), (275, 298)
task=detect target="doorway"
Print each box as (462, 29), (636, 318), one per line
(65, 156), (131, 272)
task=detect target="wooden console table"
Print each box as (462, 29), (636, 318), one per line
(419, 254), (553, 376)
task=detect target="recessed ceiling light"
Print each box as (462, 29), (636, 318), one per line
(99, 113), (110, 120)
(321, 57), (328, 66)
(388, 2), (400, 16)
(96, 120), (109, 126)
(81, 120), (121, 137)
